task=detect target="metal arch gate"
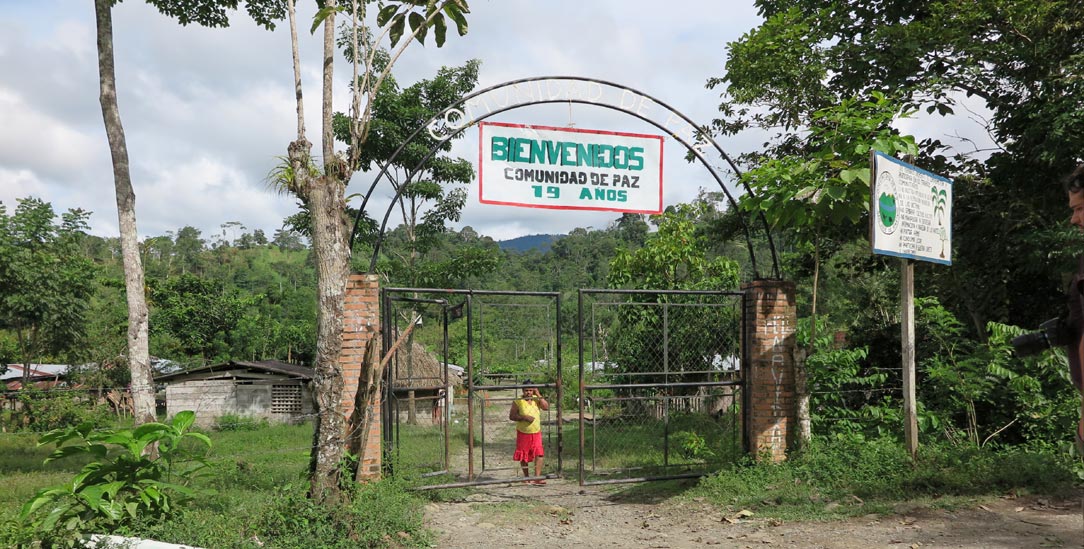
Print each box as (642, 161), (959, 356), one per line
(381, 288), (563, 489)
(576, 289), (747, 485)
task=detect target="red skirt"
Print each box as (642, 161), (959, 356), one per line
(513, 431), (544, 462)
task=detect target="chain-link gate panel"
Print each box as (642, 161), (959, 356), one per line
(576, 289), (745, 485)
(466, 291), (562, 484)
(382, 288), (561, 489)
(382, 291), (457, 483)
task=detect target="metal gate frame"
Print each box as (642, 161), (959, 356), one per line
(382, 287), (563, 489)
(576, 288), (748, 486)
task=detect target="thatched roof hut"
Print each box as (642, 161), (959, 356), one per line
(389, 342), (462, 390)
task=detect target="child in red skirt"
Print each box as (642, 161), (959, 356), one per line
(508, 380), (549, 484)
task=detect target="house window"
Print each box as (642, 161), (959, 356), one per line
(272, 385), (302, 414)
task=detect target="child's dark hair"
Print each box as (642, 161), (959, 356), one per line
(1064, 163), (1084, 194)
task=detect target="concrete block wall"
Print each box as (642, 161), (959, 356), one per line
(742, 279), (797, 462)
(341, 274), (382, 480)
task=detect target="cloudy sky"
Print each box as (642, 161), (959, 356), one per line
(0, 1), (991, 243)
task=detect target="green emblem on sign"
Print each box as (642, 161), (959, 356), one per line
(878, 193), (897, 227)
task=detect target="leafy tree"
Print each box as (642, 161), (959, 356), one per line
(606, 203), (741, 390)
(172, 226), (206, 275)
(149, 273), (258, 363)
(713, 0), (1084, 335)
(272, 226), (306, 251)
(0, 198), (96, 383)
(274, 0), (470, 503)
(344, 59), (480, 287)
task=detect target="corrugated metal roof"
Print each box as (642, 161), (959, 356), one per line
(1, 364), (68, 380)
(154, 360), (314, 382)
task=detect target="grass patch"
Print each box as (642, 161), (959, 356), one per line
(564, 411), (743, 479)
(0, 420), (435, 548)
(467, 501), (549, 525)
(689, 437), (1080, 521)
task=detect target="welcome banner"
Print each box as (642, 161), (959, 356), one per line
(478, 122), (664, 213)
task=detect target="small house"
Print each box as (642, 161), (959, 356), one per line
(388, 343), (463, 423)
(156, 360), (314, 426)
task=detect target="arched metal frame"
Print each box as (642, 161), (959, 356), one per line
(350, 76), (780, 279)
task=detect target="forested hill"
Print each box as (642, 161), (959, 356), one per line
(498, 234), (559, 252)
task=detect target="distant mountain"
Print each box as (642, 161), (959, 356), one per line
(498, 234), (560, 252)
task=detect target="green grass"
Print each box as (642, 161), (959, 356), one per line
(0, 420), (435, 548)
(688, 437), (1081, 521)
(563, 411), (744, 480)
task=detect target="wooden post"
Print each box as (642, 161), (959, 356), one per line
(901, 258), (918, 460)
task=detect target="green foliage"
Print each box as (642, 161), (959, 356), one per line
(213, 414), (270, 432)
(19, 411), (212, 544)
(673, 430), (715, 462)
(143, 0), (286, 31)
(0, 198), (96, 368)
(692, 438), (1077, 520)
(375, 0), (470, 48)
(803, 332), (887, 438)
(234, 477), (430, 548)
(605, 204), (742, 385)
(149, 273), (259, 362)
(5, 387), (115, 433)
(739, 92), (918, 238)
(609, 203), (740, 290)
(343, 58), (486, 288)
(917, 297), (1080, 446)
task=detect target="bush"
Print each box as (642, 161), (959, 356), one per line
(18, 411), (213, 546)
(4, 388), (114, 433)
(214, 414), (270, 432)
(693, 438), (1079, 519)
(125, 479), (432, 549)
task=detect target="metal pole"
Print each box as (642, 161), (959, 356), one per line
(442, 305), (450, 472)
(741, 292), (750, 455)
(662, 301), (670, 467)
(578, 290), (586, 486)
(381, 290), (395, 476)
(466, 293), (475, 480)
(555, 293), (563, 475)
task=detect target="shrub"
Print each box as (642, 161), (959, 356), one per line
(693, 438), (1078, 520)
(5, 388), (114, 433)
(18, 411), (213, 546)
(214, 414), (270, 432)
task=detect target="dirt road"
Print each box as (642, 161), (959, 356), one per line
(423, 478), (1083, 548)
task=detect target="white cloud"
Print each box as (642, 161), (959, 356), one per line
(0, 88), (101, 182)
(5, 0), (764, 243)
(0, 169), (49, 209)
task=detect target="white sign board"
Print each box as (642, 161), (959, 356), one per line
(870, 152), (952, 265)
(478, 122), (663, 213)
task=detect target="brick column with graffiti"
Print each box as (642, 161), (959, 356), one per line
(341, 274), (382, 479)
(742, 279), (797, 461)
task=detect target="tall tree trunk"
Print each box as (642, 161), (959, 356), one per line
(95, 0), (155, 425)
(306, 175), (350, 504)
(796, 234), (818, 446)
(304, 0), (351, 506)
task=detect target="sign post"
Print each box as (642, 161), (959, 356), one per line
(870, 151), (952, 460)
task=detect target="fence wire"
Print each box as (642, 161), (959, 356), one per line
(381, 288), (561, 486)
(577, 289), (744, 484)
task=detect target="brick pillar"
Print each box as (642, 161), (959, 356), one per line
(742, 279), (797, 462)
(342, 274), (382, 479)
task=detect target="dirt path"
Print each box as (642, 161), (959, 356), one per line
(423, 479), (1084, 548)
